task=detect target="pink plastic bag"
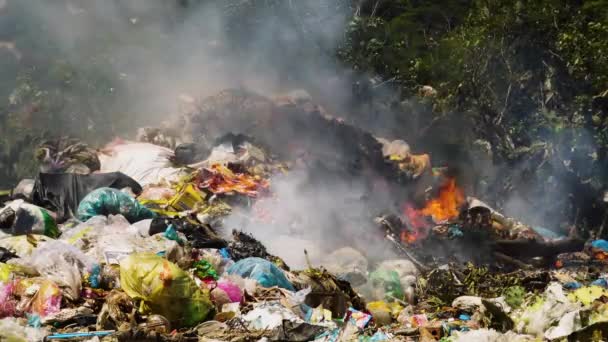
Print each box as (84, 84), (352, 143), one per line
(14, 278), (62, 317)
(0, 282), (17, 317)
(216, 279), (243, 303)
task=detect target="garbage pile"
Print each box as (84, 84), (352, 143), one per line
(2, 89), (608, 341)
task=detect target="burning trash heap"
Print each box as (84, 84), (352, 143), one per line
(1, 89), (608, 341)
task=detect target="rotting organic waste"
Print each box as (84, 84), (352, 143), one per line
(1, 89), (608, 341)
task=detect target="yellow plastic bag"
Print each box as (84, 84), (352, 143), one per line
(568, 286), (608, 306)
(367, 301), (404, 317)
(0, 263), (12, 282)
(120, 253), (213, 327)
(366, 301), (404, 326)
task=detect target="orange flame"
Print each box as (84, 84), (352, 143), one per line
(401, 204), (430, 244)
(420, 178), (465, 223)
(401, 177), (465, 244)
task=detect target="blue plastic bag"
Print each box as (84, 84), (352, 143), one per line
(592, 240), (608, 252)
(77, 187), (156, 223)
(227, 257), (294, 290)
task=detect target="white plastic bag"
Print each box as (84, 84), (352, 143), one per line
(98, 142), (183, 186)
(9, 241), (96, 300)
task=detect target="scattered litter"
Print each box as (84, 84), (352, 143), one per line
(0, 88), (607, 341)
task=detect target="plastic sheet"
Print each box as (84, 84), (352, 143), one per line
(227, 257), (294, 290)
(119, 253), (213, 327)
(76, 187), (156, 223)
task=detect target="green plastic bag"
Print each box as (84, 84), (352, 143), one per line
(120, 253), (213, 327)
(77, 187), (155, 223)
(369, 269), (404, 301)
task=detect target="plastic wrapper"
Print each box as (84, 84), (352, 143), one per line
(119, 253), (213, 327)
(242, 301), (301, 330)
(227, 257), (294, 290)
(76, 187), (156, 223)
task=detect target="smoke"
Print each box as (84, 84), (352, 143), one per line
(5, 0), (354, 129)
(223, 166), (400, 269)
(2, 0), (412, 266)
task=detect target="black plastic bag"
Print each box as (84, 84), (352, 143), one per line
(31, 172), (142, 222)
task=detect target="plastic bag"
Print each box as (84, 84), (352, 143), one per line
(60, 215), (132, 251)
(0, 263), (10, 282)
(193, 260), (218, 280)
(77, 187), (156, 223)
(216, 279), (243, 303)
(369, 269), (405, 301)
(227, 257), (294, 290)
(10, 241), (96, 300)
(0, 200), (59, 238)
(120, 253), (213, 327)
(0, 282), (17, 317)
(14, 278), (62, 317)
(0, 235), (53, 257)
(366, 301), (403, 326)
(0, 263), (19, 283)
(516, 282), (580, 336)
(96, 231), (178, 265)
(0, 317), (49, 342)
(99, 142), (183, 187)
(31, 172), (142, 222)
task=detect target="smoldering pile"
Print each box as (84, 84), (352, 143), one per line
(2, 89), (608, 341)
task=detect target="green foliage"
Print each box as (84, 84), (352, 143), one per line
(503, 285), (526, 309)
(341, 0), (608, 229)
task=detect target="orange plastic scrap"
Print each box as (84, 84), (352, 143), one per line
(197, 164), (269, 197)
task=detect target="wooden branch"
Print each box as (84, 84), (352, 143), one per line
(493, 251), (532, 270)
(495, 83), (511, 125)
